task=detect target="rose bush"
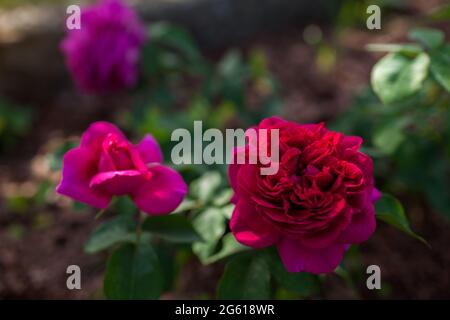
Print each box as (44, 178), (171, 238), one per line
(61, 0), (146, 93)
(57, 121), (187, 215)
(229, 117), (380, 274)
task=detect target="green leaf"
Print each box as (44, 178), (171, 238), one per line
(192, 207), (226, 262)
(84, 215), (136, 254)
(269, 253), (319, 297)
(373, 117), (410, 155)
(203, 233), (249, 264)
(172, 198), (198, 214)
(220, 204), (234, 220)
(212, 188), (233, 207)
(409, 28), (445, 49)
(142, 214), (202, 243)
(149, 22), (205, 73)
(190, 171), (222, 204)
(104, 242), (164, 299)
(217, 254), (271, 299)
(429, 45), (450, 92)
(371, 52), (430, 104)
(375, 193), (427, 245)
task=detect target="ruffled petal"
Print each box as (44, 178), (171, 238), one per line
(131, 164), (187, 215)
(337, 204), (376, 245)
(230, 199), (281, 248)
(80, 121), (126, 152)
(136, 134), (163, 164)
(277, 238), (345, 274)
(56, 147), (111, 209)
(90, 170), (146, 195)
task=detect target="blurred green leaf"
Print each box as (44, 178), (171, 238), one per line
(172, 198), (198, 214)
(104, 242), (163, 299)
(149, 22), (205, 74)
(84, 215), (136, 254)
(409, 28), (445, 49)
(373, 117), (410, 155)
(212, 188), (233, 207)
(429, 45), (450, 93)
(217, 254), (271, 299)
(142, 214), (202, 243)
(203, 233), (248, 264)
(375, 193), (427, 245)
(190, 171), (222, 204)
(371, 52), (430, 104)
(192, 207), (226, 262)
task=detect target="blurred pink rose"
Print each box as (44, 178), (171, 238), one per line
(61, 0), (146, 93)
(228, 117), (380, 274)
(57, 122), (187, 215)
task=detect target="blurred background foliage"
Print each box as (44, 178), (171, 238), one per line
(0, 0), (449, 299)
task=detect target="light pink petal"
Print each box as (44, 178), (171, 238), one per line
(277, 238), (345, 274)
(90, 170), (146, 195)
(131, 164), (187, 215)
(80, 121), (126, 152)
(230, 199), (281, 248)
(135, 134), (163, 164)
(56, 147), (111, 209)
(337, 204), (376, 245)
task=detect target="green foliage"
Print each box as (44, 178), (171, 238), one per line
(104, 242), (164, 299)
(0, 98), (33, 151)
(84, 214), (137, 254)
(217, 253), (271, 299)
(142, 214), (202, 244)
(375, 193), (427, 245)
(336, 26), (450, 221)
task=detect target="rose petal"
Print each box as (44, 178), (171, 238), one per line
(90, 170), (146, 195)
(337, 204), (376, 244)
(80, 121), (126, 152)
(228, 146), (247, 204)
(56, 147), (111, 209)
(277, 238), (345, 274)
(131, 164), (187, 215)
(298, 200), (352, 249)
(230, 199), (281, 248)
(370, 187), (381, 202)
(136, 134), (163, 164)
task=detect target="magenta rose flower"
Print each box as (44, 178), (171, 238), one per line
(228, 117), (380, 274)
(61, 0), (146, 93)
(56, 121), (187, 215)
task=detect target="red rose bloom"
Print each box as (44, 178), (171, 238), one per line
(228, 117), (380, 274)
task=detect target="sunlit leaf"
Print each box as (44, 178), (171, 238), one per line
(371, 52), (430, 104)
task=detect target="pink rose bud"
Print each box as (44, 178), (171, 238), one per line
(57, 122), (187, 215)
(228, 117), (380, 274)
